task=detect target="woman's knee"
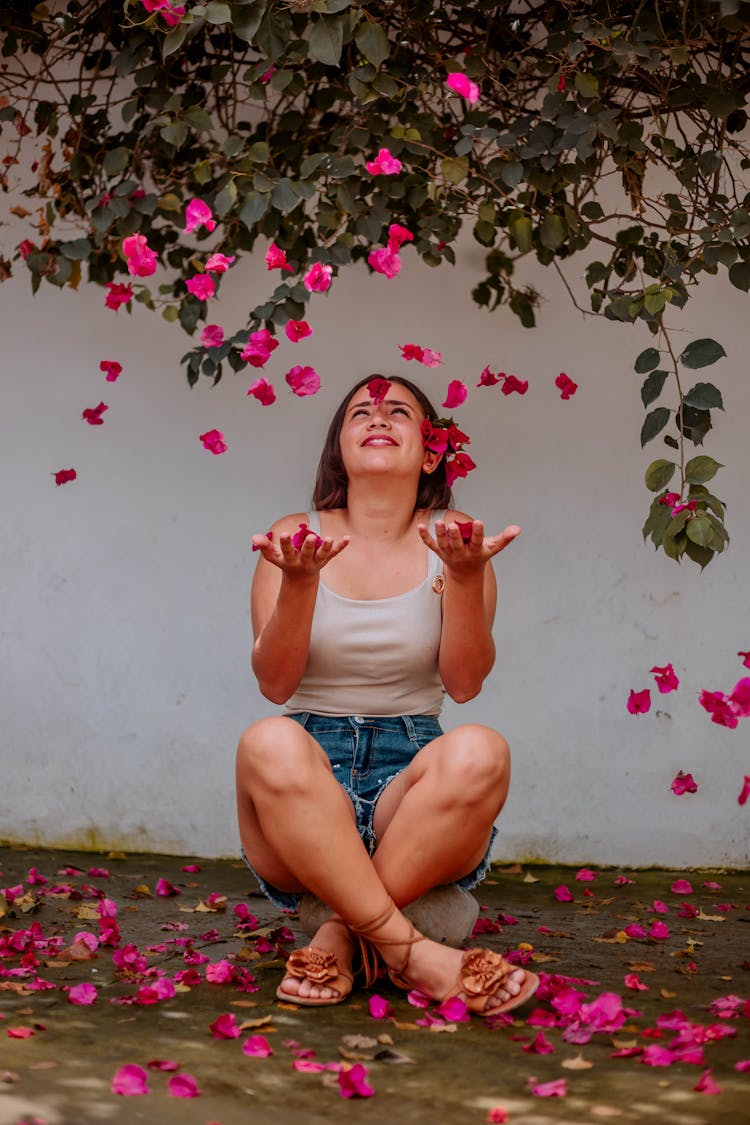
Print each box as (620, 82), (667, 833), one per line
(438, 725), (510, 797)
(236, 716), (316, 793)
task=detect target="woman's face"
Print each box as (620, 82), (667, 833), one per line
(338, 383), (435, 483)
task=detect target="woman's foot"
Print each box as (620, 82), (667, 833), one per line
(276, 917), (356, 1005)
(394, 937), (532, 1014)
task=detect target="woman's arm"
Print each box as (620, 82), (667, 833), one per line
(250, 514), (349, 704)
(418, 513), (520, 703)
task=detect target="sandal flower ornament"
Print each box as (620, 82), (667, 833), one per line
(459, 948), (510, 999)
(284, 946), (339, 986)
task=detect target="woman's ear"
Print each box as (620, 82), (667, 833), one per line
(421, 449), (442, 475)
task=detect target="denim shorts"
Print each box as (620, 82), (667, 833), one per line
(241, 712), (497, 913)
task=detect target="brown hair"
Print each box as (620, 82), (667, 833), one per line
(312, 375), (454, 511)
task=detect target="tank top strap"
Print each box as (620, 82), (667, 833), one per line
(427, 509), (446, 579)
(306, 510), (322, 535)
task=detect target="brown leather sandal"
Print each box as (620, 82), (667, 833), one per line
(350, 897), (540, 1017)
(276, 916), (377, 1007)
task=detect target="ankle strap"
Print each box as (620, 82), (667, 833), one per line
(348, 897), (397, 939)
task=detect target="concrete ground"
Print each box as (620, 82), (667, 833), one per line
(0, 846), (747, 1125)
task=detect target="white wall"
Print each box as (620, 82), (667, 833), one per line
(1, 235), (748, 866)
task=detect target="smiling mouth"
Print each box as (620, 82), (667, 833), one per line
(362, 436), (397, 446)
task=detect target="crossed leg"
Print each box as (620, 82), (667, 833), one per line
(235, 715), (524, 1007)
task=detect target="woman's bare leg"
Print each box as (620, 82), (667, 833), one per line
(236, 717), (527, 1010)
(371, 724), (510, 906)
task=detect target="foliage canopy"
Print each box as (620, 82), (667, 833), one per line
(1, 0), (749, 564)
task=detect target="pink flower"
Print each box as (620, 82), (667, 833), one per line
(671, 770), (698, 796)
(649, 920), (669, 940)
(367, 377), (391, 406)
(446, 72), (480, 104)
(366, 148), (402, 175)
(477, 366), (502, 386)
(205, 253), (235, 274)
(487, 1110), (508, 1124)
(168, 1074), (201, 1098)
(523, 1031), (554, 1054)
(615, 875), (635, 885)
(292, 523), (323, 551)
(147, 1059), (180, 1071)
(260, 65), (275, 83)
(338, 1063), (374, 1099)
(421, 348), (442, 367)
(624, 974), (649, 991)
(651, 663), (679, 693)
(368, 247), (401, 278)
(112, 1064), (150, 1095)
(575, 868), (597, 882)
(185, 274), (215, 301)
(444, 451), (476, 487)
(18, 238), (36, 259)
(201, 324), (224, 348)
(400, 343), (441, 366)
(243, 1035), (273, 1057)
(265, 243), (294, 272)
(7, 1026), (36, 1038)
(68, 982), (97, 1005)
(184, 199), (216, 234)
(529, 1077), (566, 1098)
(650, 899), (669, 913)
(205, 960), (234, 984)
(161, 4), (186, 28)
(699, 689), (739, 729)
(627, 689), (651, 715)
(442, 380), (467, 409)
(285, 319), (312, 342)
(738, 651), (750, 668)
(104, 282), (133, 310)
(142, 0), (170, 11)
(501, 374), (529, 395)
(730, 676), (750, 715)
(554, 885), (573, 902)
(247, 378), (276, 406)
(241, 328), (279, 368)
(368, 994), (394, 1020)
(100, 360), (123, 382)
(199, 429), (228, 455)
(209, 1013), (240, 1039)
(735, 1060), (750, 1072)
(303, 262), (333, 292)
(155, 878), (180, 897)
(286, 365), (320, 397)
(82, 402), (108, 426)
(421, 419), (449, 455)
(122, 234), (157, 277)
(624, 923), (647, 939)
(641, 1045), (675, 1067)
(555, 372), (578, 399)
(53, 468), (77, 486)
(694, 1068), (721, 1095)
(387, 223), (413, 251)
(670, 879), (693, 895)
(435, 995), (470, 1022)
(738, 775), (750, 806)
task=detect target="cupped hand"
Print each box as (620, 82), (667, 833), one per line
(417, 519), (520, 573)
(251, 530), (350, 575)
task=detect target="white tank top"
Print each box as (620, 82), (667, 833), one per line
(283, 510), (445, 717)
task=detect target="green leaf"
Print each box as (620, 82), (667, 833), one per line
(271, 178), (299, 213)
(679, 338), (726, 369)
(239, 191), (270, 227)
(641, 369), (668, 406)
(728, 261), (750, 291)
(575, 72), (599, 99)
(644, 459), (676, 492)
(230, 1), (266, 43)
(103, 146), (131, 176)
(441, 157), (469, 185)
(508, 213), (532, 253)
(205, 1), (232, 24)
(682, 382), (724, 411)
(684, 538), (714, 569)
(640, 407), (670, 446)
(634, 346), (660, 374)
(685, 514), (713, 548)
(308, 16), (344, 66)
(539, 214), (564, 250)
(161, 121), (189, 148)
(354, 20), (389, 67)
(59, 238), (92, 261)
(684, 455), (722, 484)
(678, 405), (712, 446)
(214, 179), (237, 217)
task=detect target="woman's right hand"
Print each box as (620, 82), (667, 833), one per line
(251, 530), (350, 576)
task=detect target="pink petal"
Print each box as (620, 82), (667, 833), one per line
(435, 995), (470, 1022)
(501, 374), (528, 395)
(738, 651), (750, 668)
(554, 885), (573, 902)
(735, 1059), (750, 1072)
(209, 1013), (241, 1039)
(365, 148), (402, 175)
(529, 1077), (567, 1097)
(184, 198), (216, 234)
(626, 688), (651, 715)
(122, 233), (158, 277)
(82, 402), (108, 425)
(445, 72), (480, 105)
(265, 243), (294, 272)
(53, 468), (77, 486)
(670, 770), (698, 795)
(554, 371), (578, 399)
(285, 319), (312, 342)
(650, 663), (679, 693)
(387, 223), (413, 251)
(303, 262), (332, 292)
(649, 921), (669, 940)
(291, 522), (323, 551)
(575, 868), (597, 882)
(100, 360), (123, 382)
(693, 1068), (721, 1094)
(641, 1045), (675, 1067)
(205, 252), (235, 274)
(441, 380), (467, 409)
(205, 960), (234, 984)
(112, 1064), (150, 1095)
(155, 878), (181, 897)
(368, 247), (401, 278)
(624, 974), (649, 991)
(285, 365), (320, 397)
(368, 994), (394, 1020)
(104, 282), (134, 310)
(167, 1073), (201, 1098)
(200, 324), (224, 348)
(729, 676), (750, 715)
(243, 1035), (273, 1058)
(68, 982), (97, 1005)
(367, 377), (391, 406)
(199, 429), (228, 455)
(185, 274), (215, 301)
(487, 1109), (508, 1123)
(147, 1059), (180, 1071)
(670, 879), (693, 895)
(522, 1031), (555, 1054)
(7, 1026), (36, 1039)
(738, 775), (750, 806)
(337, 1062), (374, 1098)
(247, 378), (277, 405)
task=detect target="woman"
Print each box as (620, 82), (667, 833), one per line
(236, 374), (538, 1014)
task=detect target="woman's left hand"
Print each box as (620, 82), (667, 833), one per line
(417, 519), (521, 574)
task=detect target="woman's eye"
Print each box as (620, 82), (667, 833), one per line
(351, 408), (369, 418)
(392, 406), (409, 415)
